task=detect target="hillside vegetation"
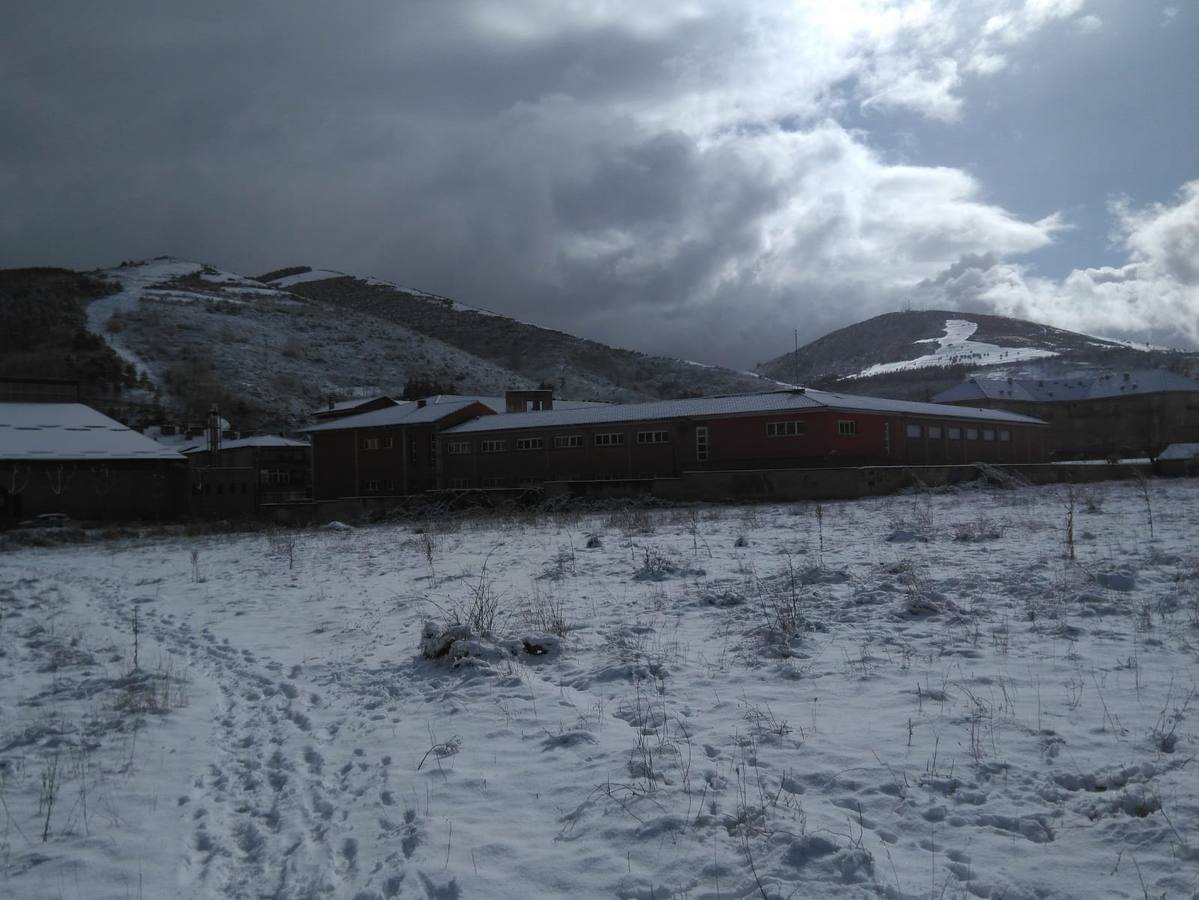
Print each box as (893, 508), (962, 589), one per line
(0, 268), (134, 396)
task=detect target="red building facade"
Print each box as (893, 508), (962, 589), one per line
(437, 390), (1047, 488)
(304, 397), (495, 500)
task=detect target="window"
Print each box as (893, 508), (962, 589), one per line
(365, 480), (380, 491)
(516, 476), (540, 487)
(767, 421), (805, 437)
(383, 479), (395, 491)
(838, 420), (858, 436)
(362, 437), (381, 450)
(928, 426), (942, 439)
(966, 428), (978, 440)
(481, 476), (507, 488)
(448, 478), (471, 489)
(383, 437), (394, 449)
(409, 440), (417, 464)
(480, 439), (507, 453)
(447, 441), (472, 455)
(595, 432), (624, 447)
(905, 424), (922, 439)
(637, 430), (670, 444)
(696, 426), (709, 461)
(999, 430), (1011, 442)
(554, 435), (583, 449)
(948, 427), (961, 440)
(983, 429), (995, 441)
(516, 437), (544, 451)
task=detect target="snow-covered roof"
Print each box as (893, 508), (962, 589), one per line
(182, 436), (309, 453)
(303, 395), (609, 433)
(301, 396), (491, 432)
(1157, 443), (1199, 461)
(0, 403), (186, 461)
(933, 369), (1199, 404)
(442, 389), (1046, 435)
(310, 395), (398, 416)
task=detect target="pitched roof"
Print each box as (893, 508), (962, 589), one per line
(1158, 443), (1199, 461)
(0, 403), (186, 461)
(310, 395), (398, 417)
(182, 435), (309, 453)
(302, 394), (609, 433)
(301, 396), (490, 432)
(441, 389), (1045, 435)
(933, 369), (1199, 404)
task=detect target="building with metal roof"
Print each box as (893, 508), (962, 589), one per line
(437, 388), (1049, 491)
(0, 402), (186, 521)
(932, 369), (1199, 459)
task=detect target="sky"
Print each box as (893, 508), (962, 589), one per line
(2, 0), (1196, 368)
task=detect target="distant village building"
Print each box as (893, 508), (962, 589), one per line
(436, 388), (1048, 490)
(0, 400), (186, 521)
(184, 436), (312, 517)
(932, 369), (1199, 459)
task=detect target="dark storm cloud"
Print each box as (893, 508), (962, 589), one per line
(5, 0), (1189, 366)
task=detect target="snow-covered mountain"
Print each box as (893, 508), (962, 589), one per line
(76, 258), (771, 428)
(756, 309), (1198, 401)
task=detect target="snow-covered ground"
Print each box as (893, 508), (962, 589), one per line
(854, 320), (1059, 379)
(3, 480), (1198, 899)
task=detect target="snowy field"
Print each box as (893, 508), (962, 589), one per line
(2, 480), (1198, 899)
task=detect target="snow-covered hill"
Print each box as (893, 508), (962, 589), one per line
(81, 258), (770, 428)
(757, 309), (1197, 402)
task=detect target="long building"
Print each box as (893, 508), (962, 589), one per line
(436, 388), (1048, 489)
(0, 401), (186, 521)
(933, 369), (1199, 459)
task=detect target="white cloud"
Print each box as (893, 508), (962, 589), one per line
(913, 181), (1199, 348)
(0, 0), (1111, 365)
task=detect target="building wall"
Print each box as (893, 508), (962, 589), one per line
(945, 392), (1199, 459)
(186, 445), (312, 516)
(310, 404), (489, 500)
(0, 460), (186, 521)
(438, 409), (1047, 488)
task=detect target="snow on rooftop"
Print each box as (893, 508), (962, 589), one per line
(851, 319), (1058, 379)
(0, 403), (185, 461)
(1158, 442), (1199, 461)
(182, 435), (309, 453)
(933, 369), (1199, 404)
(443, 389), (1044, 434)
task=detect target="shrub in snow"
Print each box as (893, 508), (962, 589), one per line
(419, 621), (561, 670)
(885, 529), (928, 544)
(1096, 569), (1137, 592)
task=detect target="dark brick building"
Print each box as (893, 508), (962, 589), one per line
(437, 389), (1047, 489)
(303, 396), (497, 500)
(0, 401), (186, 522)
(184, 436), (312, 517)
(933, 369), (1199, 459)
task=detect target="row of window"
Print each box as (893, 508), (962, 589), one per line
(448, 431), (673, 454)
(446, 474), (659, 489)
(766, 420), (857, 436)
(906, 424), (1011, 442)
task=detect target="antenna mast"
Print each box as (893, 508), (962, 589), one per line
(794, 329), (799, 388)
